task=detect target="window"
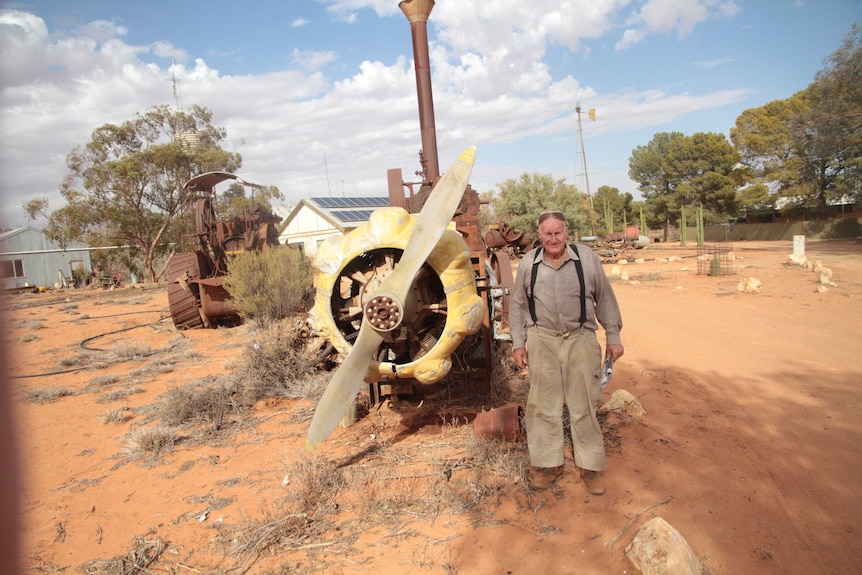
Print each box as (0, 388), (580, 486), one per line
(0, 259), (25, 279)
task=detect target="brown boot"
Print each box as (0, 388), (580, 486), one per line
(528, 466), (563, 490)
(580, 468), (606, 496)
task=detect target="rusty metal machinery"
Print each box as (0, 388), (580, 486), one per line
(166, 172), (282, 329)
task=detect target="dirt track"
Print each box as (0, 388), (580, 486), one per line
(4, 238), (862, 574)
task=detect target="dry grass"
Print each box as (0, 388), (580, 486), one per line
(122, 425), (176, 459)
(158, 377), (238, 431)
(223, 451), (348, 570)
(100, 407), (128, 424)
(106, 341), (152, 361)
(25, 386), (71, 404)
(237, 319), (330, 404)
(79, 536), (166, 575)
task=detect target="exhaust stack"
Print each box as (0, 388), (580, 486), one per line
(399, 0), (439, 183)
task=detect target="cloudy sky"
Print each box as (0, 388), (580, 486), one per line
(0, 0), (859, 229)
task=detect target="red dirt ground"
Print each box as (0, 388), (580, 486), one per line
(3, 238), (861, 574)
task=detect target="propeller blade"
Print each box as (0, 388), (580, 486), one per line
(382, 145), (476, 299)
(306, 321), (383, 450)
(305, 145), (476, 450)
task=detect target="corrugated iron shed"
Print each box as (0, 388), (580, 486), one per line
(0, 226), (92, 289)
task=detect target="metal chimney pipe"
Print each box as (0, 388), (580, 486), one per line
(399, 0), (440, 182)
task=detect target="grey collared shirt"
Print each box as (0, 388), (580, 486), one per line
(510, 244), (623, 349)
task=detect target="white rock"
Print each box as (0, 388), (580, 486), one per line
(635, 258), (646, 264)
(621, 271), (630, 282)
(737, 277), (762, 294)
(610, 265), (622, 277)
(787, 253), (807, 265)
(625, 517), (702, 575)
(600, 389), (645, 416)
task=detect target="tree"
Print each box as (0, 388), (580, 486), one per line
(594, 185), (633, 233)
(490, 172), (592, 239)
(731, 25), (862, 218)
(630, 131), (740, 238)
(23, 197), (50, 223)
(795, 24), (862, 212)
(218, 182), (284, 220)
(51, 105), (241, 282)
(665, 132), (740, 218)
(628, 132), (684, 239)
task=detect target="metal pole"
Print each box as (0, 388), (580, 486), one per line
(576, 103), (593, 209)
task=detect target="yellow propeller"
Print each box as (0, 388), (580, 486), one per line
(306, 145), (477, 450)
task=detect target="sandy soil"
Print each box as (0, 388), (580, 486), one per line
(3, 239), (862, 575)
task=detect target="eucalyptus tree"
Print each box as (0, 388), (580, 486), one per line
(50, 105), (241, 282)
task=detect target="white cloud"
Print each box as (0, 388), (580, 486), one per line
(616, 0), (740, 50)
(291, 48), (337, 71)
(0, 3), (750, 228)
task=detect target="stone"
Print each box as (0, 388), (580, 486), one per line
(737, 277), (762, 294)
(600, 389), (645, 416)
(625, 517), (702, 575)
(788, 253), (807, 266)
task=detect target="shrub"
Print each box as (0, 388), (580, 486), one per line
(237, 319), (329, 404)
(223, 247), (314, 329)
(158, 377), (239, 430)
(123, 425), (176, 458)
(100, 407), (128, 424)
(25, 386), (70, 404)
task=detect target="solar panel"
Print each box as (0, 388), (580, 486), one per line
(312, 197), (389, 209)
(331, 210), (378, 223)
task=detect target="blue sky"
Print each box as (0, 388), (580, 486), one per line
(1, 0), (859, 228)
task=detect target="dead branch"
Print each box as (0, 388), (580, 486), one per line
(605, 496), (673, 548)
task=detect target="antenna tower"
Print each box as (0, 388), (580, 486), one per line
(575, 102), (592, 210)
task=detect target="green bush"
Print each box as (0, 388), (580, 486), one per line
(223, 247), (314, 329)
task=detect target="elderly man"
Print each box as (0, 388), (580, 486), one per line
(510, 209), (624, 494)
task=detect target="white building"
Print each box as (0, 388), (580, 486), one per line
(278, 197), (390, 255)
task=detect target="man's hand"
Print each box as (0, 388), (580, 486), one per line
(606, 343), (624, 362)
(513, 347), (528, 370)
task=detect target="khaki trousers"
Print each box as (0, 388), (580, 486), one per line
(525, 325), (606, 471)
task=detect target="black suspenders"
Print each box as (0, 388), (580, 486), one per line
(528, 244), (586, 327)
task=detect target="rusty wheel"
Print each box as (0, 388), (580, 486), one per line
(167, 252), (206, 330)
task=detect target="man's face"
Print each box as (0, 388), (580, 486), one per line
(538, 216), (568, 259)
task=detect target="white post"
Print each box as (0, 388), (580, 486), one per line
(793, 235), (805, 256)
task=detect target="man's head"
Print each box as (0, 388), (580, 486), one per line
(537, 209), (568, 259)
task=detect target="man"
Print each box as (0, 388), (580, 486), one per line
(510, 209), (624, 494)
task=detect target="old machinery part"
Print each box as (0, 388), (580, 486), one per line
(306, 146), (480, 449)
(167, 252), (209, 329)
(166, 171), (283, 330)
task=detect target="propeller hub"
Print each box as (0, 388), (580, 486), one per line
(365, 292), (404, 332)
